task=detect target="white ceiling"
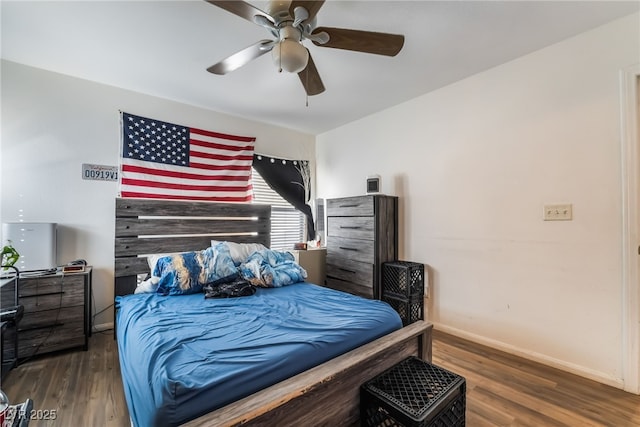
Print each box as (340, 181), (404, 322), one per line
(2, 1), (638, 135)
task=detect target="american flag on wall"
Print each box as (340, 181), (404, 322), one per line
(119, 112), (255, 202)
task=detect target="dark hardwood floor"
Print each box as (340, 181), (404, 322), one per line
(2, 329), (639, 426)
(1, 331), (129, 427)
(431, 330), (640, 427)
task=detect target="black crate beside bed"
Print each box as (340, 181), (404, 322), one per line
(361, 356), (466, 426)
(113, 198), (433, 426)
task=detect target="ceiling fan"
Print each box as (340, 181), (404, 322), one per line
(205, 0), (405, 96)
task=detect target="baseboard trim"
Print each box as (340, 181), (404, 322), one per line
(432, 322), (624, 389)
(93, 322), (114, 332)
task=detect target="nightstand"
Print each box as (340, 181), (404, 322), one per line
(290, 248), (326, 286)
(17, 267), (91, 359)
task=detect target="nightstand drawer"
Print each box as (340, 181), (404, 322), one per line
(327, 236), (374, 264)
(18, 324), (86, 358)
(19, 306), (84, 331)
(327, 196), (374, 217)
(328, 216), (375, 240)
(19, 274), (84, 295)
(18, 281), (84, 312)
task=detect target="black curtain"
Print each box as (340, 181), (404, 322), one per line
(253, 154), (315, 239)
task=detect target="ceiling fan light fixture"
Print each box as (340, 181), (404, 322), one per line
(272, 39), (309, 73)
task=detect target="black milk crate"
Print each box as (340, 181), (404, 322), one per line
(382, 261), (424, 299)
(383, 294), (423, 326)
(361, 356), (466, 427)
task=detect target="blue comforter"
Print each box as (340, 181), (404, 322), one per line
(116, 283), (402, 426)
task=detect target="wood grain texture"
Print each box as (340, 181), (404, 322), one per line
(183, 321), (432, 427)
(328, 216), (376, 240)
(325, 255), (373, 285)
(17, 271), (90, 359)
(2, 332), (129, 427)
(1, 276), (18, 308)
(115, 217), (270, 237)
(432, 330), (640, 426)
(326, 195), (375, 217)
(3, 329), (639, 426)
(325, 195), (397, 299)
(325, 276), (372, 298)
(114, 198), (271, 278)
(326, 235), (375, 263)
(115, 197), (270, 219)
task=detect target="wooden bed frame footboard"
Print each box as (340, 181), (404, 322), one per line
(184, 320), (432, 426)
(114, 198), (434, 426)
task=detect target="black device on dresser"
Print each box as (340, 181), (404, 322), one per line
(324, 195), (398, 299)
(16, 267), (91, 359)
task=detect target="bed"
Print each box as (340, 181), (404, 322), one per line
(114, 197), (432, 426)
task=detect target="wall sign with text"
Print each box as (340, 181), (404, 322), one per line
(82, 164), (118, 181)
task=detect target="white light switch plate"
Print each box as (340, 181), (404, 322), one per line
(543, 204), (573, 221)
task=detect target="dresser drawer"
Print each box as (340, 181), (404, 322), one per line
(327, 216), (375, 240)
(327, 196), (374, 217)
(18, 324), (86, 358)
(19, 306), (84, 331)
(326, 257), (373, 287)
(325, 277), (373, 299)
(19, 275), (84, 311)
(19, 274), (84, 295)
(327, 236), (374, 264)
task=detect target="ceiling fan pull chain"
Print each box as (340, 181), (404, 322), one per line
(305, 68), (309, 107)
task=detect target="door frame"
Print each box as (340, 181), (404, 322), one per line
(620, 64), (640, 394)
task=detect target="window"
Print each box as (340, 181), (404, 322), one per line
(251, 167), (305, 250)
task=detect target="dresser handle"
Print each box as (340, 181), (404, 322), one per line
(338, 267), (356, 274)
(340, 226), (361, 230)
(19, 291), (65, 298)
(339, 204), (359, 208)
(19, 322), (64, 332)
(339, 246), (358, 252)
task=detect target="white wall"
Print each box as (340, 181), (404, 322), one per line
(0, 60), (315, 328)
(316, 13), (639, 387)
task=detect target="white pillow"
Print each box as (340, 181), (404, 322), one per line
(134, 276), (160, 294)
(211, 240), (267, 265)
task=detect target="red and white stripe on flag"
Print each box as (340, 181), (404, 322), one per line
(119, 112), (255, 202)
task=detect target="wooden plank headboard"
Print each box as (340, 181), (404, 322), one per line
(114, 198), (271, 297)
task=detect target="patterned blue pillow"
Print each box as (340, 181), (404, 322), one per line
(239, 249), (307, 287)
(154, 243), (238, 296)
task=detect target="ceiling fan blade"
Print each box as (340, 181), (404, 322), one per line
(207, 40), (275, 75)
(289, 1), (324, 23)
(298, 51), (325, 96)
(312, 27), (404, 57)
(205, 1), (274, 26)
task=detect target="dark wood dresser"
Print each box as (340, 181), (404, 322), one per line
(17, 268), (91, 358)
(325, 195), (398, 299)
(1, 275), (19, 379)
